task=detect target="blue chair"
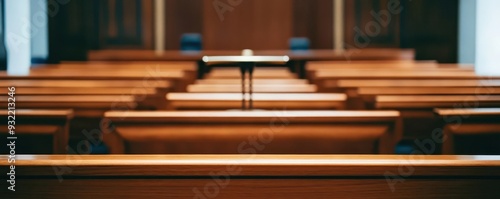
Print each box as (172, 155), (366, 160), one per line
(180, 33), (202, 51)
(289, 37), (310, 51)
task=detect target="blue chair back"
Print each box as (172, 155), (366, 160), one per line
(289, 37), (310, 51)
(180, 33), (202, 51)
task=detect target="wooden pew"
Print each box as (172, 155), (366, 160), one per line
(187, 84), (317, 93)
(32, 61), (198, 85)
(2, 155), (499, 198)
(314, 70), (489, 80)
(205, 68), (296, 79)
(1, 87), (158, 95)
(0, 69), (189, 91)
(0, 109), (73, 154)
(0, 79), (173, 88)
(435, 108), (500, 155)
(103, 110), (401, 154)
(166, 93), (347, 110)
(196, 79), (309, 85)
(375, 95), (500, 109)
(358, 87), (500, 95)
(0, 80), (174, 109)
(0, 95), (138, 118)
(0, 95), (139, 154)
(332, 79), (500, 88)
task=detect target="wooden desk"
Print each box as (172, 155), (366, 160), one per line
(196, 79), (309, 85)
(0, 95), (138, 117)
(306, 60), (440, 71)
(0, 70), (189, 91)
(334, 79), (500, 88)
(166, 93), (347, 110)
(358, 87), (500, 95)
(435, 108), (500, 154)
(0, 80), (172, 88)
(88, 49), (415, 78)
(104, 110), (401, 154)
(32, 62), (197, 84)
(88, 49), (415, 61)
(376, 95), (500, 109)
(187, 84), (317, 93)
(0, 109), (73, 153)
(1, 155), (499, 198)
(205, 68), (296, 79)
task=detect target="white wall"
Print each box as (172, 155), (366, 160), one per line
(5, 0), (31, 75)
(475, 0), (500, 75)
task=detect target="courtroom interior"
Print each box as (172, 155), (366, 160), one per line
(0, 0), (500, 198)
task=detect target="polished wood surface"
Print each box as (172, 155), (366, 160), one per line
(196, 79), (309, 85)
(187, 84), (317, 93)
(307, 60), (440, 70)
(0, 70), (185, 80)
(166, 93), (347, 110)
(2, 87), (158, 95)
(334, 79), (500, 88)
(435, 108), (500, 155)
(314, 70), (497, 80)
(206, 68), (296, 79)
(1, 155), (499, 198)
(104, 110), (400, 154)
(0, 96), (138, 117)
(435, 108), (500, 116)
(376, 95), (500, 109)
(0, 110), (73, 153)
(34, 61), (197, 71)
(0, 80), (172, 88)
(87, 49), (415, 61)
(358, 87), (500, 95)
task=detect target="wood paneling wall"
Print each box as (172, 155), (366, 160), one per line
(203, 0), (293, 50)
(49, 0), (459, 63)
(164, 0), (203, 50)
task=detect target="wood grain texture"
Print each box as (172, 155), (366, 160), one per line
(87, 49), (415, 61)
(187, 84), (317, 93)
(334, 80), (500, 88)
(165, 93), (347, 110)
(0, 110), (73, 153)
(196, 79), (309, 85)
(203, 0), (292, 50)
(435, 108), (500, 155)
(1, 155), (499, 198)
(358, 87), (500, 95)
(104, 110), (400, 154)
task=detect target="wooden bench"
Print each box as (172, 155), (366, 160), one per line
(196, 78), (309, 85)
(332, 79), (500, 89)
(0, 95), (138, 118)
(2, 154), (499, 198)
(0, 70), (189, 91)
(0, 95), (139, 154)
(187, 84), (317, 93)
(166, 93), (347, 110)
(357, 87), (500, 95)
(0, 109), (73, 154)
(33, 61), (198, 84)
(205, 68), (296, 79)
(375, 95), (500, 109)
(435, 108), (500, 155)
(103, 110), (401, 154)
